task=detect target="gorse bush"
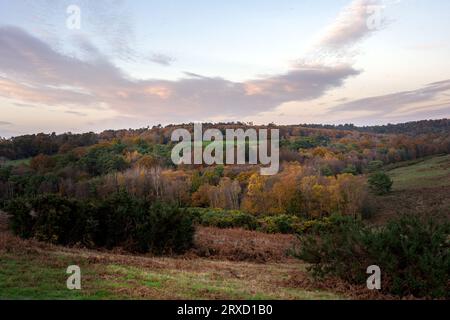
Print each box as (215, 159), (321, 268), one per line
(188, 208), (259, 230)
(92, 191), (149, 249)
(5, 192), (195, 254)
(366, 214), (449, 298)
(31, 195), (92, 245)
(6, 195), (92, 244)
(296, 215), (369, 282)
(259, 215), (303, 234)
(5, 197), (34, 239)
(187, 207), (337, 235)
(296, 214), (450, 298)
(138, 202), (195, 254)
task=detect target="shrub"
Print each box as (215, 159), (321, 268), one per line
(259, 215), (303, 234)
(342, 165), (358, 175)
(31, 195), (92, 245)
(366, 214), (449, 298)
(296, 215), (369, 282)
(92, 192), (195, 253)
(202, 209), (259, 230)
(5, 197), (34, 239)
(4, 193), (195, 254)
(135, 202), (194, 254)
(296, 214), (450, 298)
(188, 208), (260, 230)
(188, 207), (339, 235)
(368, 171), (393, 195)
(367, 160), (384, 172)
(91, 191), (148, 249)
(6, 195), (90, 245)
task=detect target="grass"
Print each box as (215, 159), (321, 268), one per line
(0, 218), (342, 300)
(0, 254), (116, 300)
(369, 155), (450, 225)
(387, 154), (450, 190)
(0, 250), (342, 300)
(1, 158), (31, 167)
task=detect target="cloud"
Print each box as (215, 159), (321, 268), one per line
(0, 26), (359, 122)
(13, 103), (37, 108)
(23, 0), (138, 63)
(64, 110), (88, 117)
(0, 121), (12, 126)
(316, 0), (382, 49)
(330, 79), (450, 120)
(148, 53), (175, 66)
(298, 0), (384, 66)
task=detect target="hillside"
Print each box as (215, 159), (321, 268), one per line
(388, 155), (450, 190)
(0, 213), (348, 300)
(369, 155), (450, 224)
(0, 120), (448, 300)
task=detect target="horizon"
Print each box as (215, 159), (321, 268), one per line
(1, 0), (450, 137)
(1, 117), (448, 139)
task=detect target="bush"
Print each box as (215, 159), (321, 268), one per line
(31, 195), (92, 245)
(367, 160), (384, 172)
(6, 195), (91, 245)
(5, 198), (34, 239)
(259, 215), (303, 234)
(296, 214), (450, 298)
(91, 191), (149, 249)
(135, 202), (194, 254)
(188, 207), (339, 235)
(366, 214), (449, 298)
(4, 193), (195, 254)
(368, 171), (393, 195)
(197, 209), (260, 230)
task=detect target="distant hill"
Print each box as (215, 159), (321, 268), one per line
(1, 118), (449, 160)
(296, 119), (450, 135)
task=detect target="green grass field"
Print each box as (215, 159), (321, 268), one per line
(387, 155), (450, 190)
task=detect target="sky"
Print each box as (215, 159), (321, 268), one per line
(0, 0), (449, 137)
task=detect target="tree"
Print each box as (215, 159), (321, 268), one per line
(368, 171), (393, 195)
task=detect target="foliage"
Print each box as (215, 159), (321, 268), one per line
(6, 195), (92, 244)
(189, 208), (259, 230)
(79, 144), (128, 176)
(281, 135), (331, 151)
(4, 193), (195, 254)
(296, 214), (450, 298)
(0, 132), (98, 160)
(188, 207), (340, 235)
(259, 215), (303, 234)
(368, 171), (393, 195)
(367, 160), (384, 172)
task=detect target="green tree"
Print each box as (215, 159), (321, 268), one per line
(368, 171), (393, 195)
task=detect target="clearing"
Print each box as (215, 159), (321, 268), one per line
(387, 154), (450, 190)
(370, 155), (450, 224)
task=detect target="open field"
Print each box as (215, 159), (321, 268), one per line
(387, 155), (450, 190)
(0, 213), (350, 300)
(369, 155), (450, 224)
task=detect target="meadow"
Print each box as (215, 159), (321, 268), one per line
(388, 154), (450, 190)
